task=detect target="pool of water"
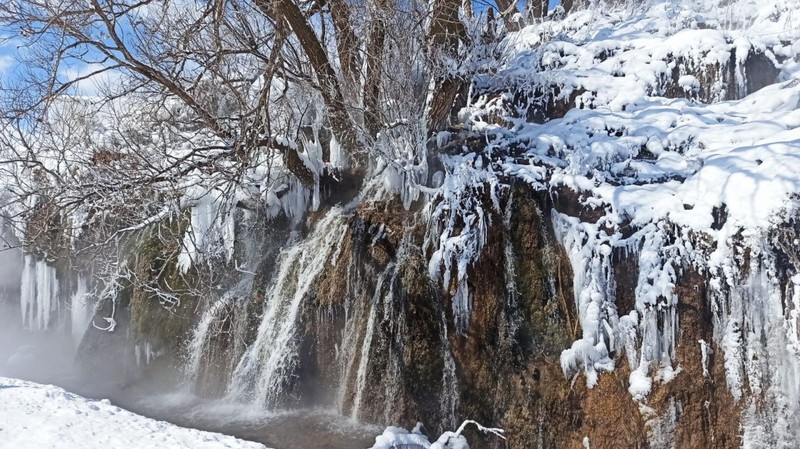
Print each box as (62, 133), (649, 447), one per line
(0, 323), (382, 449)
(119, 392), (383, 449)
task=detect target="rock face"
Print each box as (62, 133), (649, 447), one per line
(12, 4), (800, 449)
(87, 174), (791, 449)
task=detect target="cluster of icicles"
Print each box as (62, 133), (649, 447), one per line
(19, 255), (92, 345)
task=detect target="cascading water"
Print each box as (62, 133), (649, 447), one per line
(70, 276), (91, 345)
(334, 233), (396, 420)
(350, 270), (383, 420)
(184, 273), (254, 386)
(227, 208), (348, 406)
(334, 256), (366, 414)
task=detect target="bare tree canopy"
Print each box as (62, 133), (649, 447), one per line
(0, 0), (559, 261)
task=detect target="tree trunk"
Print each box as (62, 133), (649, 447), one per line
(260, 0), (364, 168)
(426, 0), (467, 134)
(328, 0), (361, 93)
(364, 0), (387, 138)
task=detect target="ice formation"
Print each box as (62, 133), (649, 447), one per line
(19, 255), (60, 331)
(425, 154), (503, 334)
(419, 0), (800, 443)
(70, 276), (91, 345)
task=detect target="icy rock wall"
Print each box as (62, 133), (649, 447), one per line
(60, 3), (800, 448)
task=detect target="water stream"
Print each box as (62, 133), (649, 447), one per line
(227, 208), (348, 406)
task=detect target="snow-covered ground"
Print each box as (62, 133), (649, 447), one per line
(0, 376), (500, 449)
(0, 377), (268, 449)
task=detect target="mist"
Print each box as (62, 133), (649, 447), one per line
(0, 248), (81, 392)
(0, 248), (145, 402)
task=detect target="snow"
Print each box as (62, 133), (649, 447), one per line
(370, 426), (431, 449)
(418, 6), (800, 442)
(0, 377), (267, 449)
(629, 364), (653, 400)
(369, 420), (504, 449)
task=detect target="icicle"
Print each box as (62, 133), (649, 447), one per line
(34, 260), (51, 330)
(177, 187), (239, 274)
(20, 254), (35, 328)
(329, 135), (348, 169)
(19, 257), (59, 331)
(698, 339), (711, 378)
(425, 155), (503, 334)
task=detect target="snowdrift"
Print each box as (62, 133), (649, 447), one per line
(0, 377), (267, 449)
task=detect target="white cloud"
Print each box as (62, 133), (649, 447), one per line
(0, 55), (13, 75)
(61, 63), (122, 97)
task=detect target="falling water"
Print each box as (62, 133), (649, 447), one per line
(335, 261), (363, 414)
(350, 261), (399, 419)
(184, 208), (266, 389)
(350, 281), (380, 420)
(228, 208), (348, 406)
(440, 310), (459, 428)
(184, 276), (252, 386)
(70, 276), (91, 345)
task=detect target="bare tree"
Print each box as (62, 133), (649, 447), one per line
(0, 0), (548, 278)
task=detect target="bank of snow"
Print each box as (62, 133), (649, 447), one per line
(0, 377), (268, 449)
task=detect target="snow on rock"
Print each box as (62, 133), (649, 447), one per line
(0, 377), (268, 449)
(370, 426), (431, 449)
(421, 4), (800, 443)
(369, 420), (503, 449)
